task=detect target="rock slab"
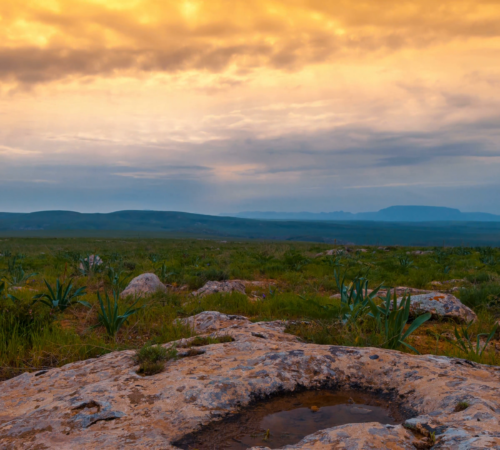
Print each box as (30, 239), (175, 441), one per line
(1, 312), (499, 449)
(120, 273), (167, 298)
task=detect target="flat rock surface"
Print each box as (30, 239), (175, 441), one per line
(120, 273), (167, 298)
(1, 311), (499, 449)
(192, 280), (246, 297)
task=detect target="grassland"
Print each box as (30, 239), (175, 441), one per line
(1, 237), (499, 381)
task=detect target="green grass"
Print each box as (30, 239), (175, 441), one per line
(0, 238), (499, 380)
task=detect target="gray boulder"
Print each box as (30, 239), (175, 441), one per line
(120, 273), (167, 298)
(398, 292), (477, 323)
(192, 280), (246, 297)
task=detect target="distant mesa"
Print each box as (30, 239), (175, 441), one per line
(222, 205), (500, 222)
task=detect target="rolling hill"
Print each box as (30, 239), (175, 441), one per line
(1, 210), (500, 246)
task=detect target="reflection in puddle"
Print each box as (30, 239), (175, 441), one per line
(174, 390), (404, 449)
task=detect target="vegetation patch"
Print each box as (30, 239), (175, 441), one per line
(136, 343), (177, 376)
(1, 238), (499, 381)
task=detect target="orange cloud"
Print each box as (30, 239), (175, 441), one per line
(1, 0), (499, 85)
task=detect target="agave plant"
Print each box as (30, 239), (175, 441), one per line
(368, 292), (431, 353)
(397, 256), (414, 272)
(79, 254), (103, 276)
(334, 270), (383, 324)
(322, 255), (343, 268)
(3, 265), (37, 287)
(33, 279), (87, 312)
(251, 252), (276, 265)
(445, 321), (498, 358)
(480, 256), (499, 267)
(155, 262), (177, 284)
(106, 266), (131, 295)
(87, 290), (145, 339)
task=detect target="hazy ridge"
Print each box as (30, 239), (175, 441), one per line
(223, 206), (500, 222)
(1, 209), (500, 245)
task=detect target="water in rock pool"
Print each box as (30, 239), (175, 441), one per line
(174, 390), (404, 449)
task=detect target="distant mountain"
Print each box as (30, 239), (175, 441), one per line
(224, 206), (500, 222)
(1, 209), (500, 246)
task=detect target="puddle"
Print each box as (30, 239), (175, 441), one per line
(174, 390), (405, 449)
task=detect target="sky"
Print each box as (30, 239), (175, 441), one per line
(1, 0), (500, 214)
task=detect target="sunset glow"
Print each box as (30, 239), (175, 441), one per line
(1, 0), (500, 213)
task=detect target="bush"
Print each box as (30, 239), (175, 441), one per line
(136, 343), (177, 375)
(458, 284), (500, 311)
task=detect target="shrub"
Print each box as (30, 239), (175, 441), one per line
(455, 401), (469, 412)
(458, 284), (500, 310)
(136, 343), (177, 375)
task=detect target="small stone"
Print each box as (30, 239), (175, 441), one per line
(192, 280), (246, 297)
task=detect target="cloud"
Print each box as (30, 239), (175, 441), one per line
(0, 145), (41, 156)
(1, 0), (500, 86)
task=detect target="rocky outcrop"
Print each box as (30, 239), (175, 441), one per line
(406, 250), (433, 255)
(192, 280), (246, 297)
(120, 273), (167, 298)
(1, 311), (499, 449)
(397, 292), (477, 323)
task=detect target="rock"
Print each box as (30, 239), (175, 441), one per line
(330, 286), (432, 300)
(330, 288), (476, 322)
(120, 273), (167, 298)
(397, 292), (477, 323)
(406, 250), (433, 255)
(79, 254), (103, 270)
(315, 248), (345, 257)
(9, 286), (35, 292)
(192, 280), (246, 297)
(177, 311), (250, 334)
(430, 279), (469, 287)
(1, 312), (499, 449)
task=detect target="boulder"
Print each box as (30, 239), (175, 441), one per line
(177, 311), (250, 333)
(406, 250), (433, 255)
(1, 312), (499, 449)
(192, 280), (246, 297)
(398, 292), (477, 323)
(120, 273), (167, 298)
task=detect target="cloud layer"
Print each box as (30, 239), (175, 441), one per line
(1, 0), (500, 213)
